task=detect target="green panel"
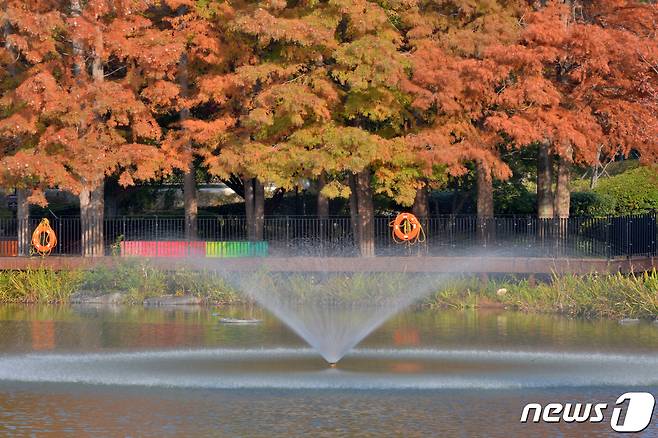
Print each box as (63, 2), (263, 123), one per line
(205, 241), (269, 258)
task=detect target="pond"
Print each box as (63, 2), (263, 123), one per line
(0, 304), (656, 436)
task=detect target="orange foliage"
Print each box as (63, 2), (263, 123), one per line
(1, 0), (655, 205)
(1, 0), (184, 196)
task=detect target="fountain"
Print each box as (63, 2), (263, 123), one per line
(234, 271), (449, 364)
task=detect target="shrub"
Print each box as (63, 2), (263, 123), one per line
(592, 165), (658, 215)
(570, 191), (617, 216)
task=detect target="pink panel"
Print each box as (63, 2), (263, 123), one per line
(120, 241), (206, 257)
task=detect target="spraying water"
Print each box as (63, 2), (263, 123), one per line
(234, 271), (449, 364)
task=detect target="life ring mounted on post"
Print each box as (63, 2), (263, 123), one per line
(32, 218), (57, 256)
(390, 212), (425, 244)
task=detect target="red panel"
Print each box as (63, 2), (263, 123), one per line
(120, 241), (206, 257)
(0, 240), (18, 257)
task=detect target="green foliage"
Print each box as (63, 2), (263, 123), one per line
(493, 180), (535, 215)
(570, 165), (658, 217)
(592, 166), (658, 215)
(570, 191), (617, 217)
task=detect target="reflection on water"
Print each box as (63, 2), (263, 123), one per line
(1, 304), (658, 354)
(0, 304), (656, 436)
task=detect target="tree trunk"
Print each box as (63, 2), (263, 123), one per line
(242, 177), (264, 241)
(316, 173), (329, 219)
(16, 189), (30, 256)
(254, 178), (265, 241)
(71, 0), (83, 77)
(355, 168), (375, 257)
(183, 165), (198, 240)
(80, 183), (104, 256)
(2, 2), (12, 77)
(476, 162), (494, 219)
(178, 47), (197, 241)
(589, 146), (602, 189)
(554, 155), (571, 218)
(537, 142), (554, 219)
(476, 161), (494, 246)
(412, 185), (429, 219)
(243, 176), (255, 241)
(77, 24), (106, 257)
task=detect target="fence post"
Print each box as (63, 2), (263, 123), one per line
(654, 211), (658, 257)
(57, 219), (62, 256)
(155, 215), (159, 257)
(626, 216), (631, 258)
(605, 216), (612, 259)
(286, 215), (290, 253)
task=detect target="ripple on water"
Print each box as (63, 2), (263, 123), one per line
(0, 347), (656, 390)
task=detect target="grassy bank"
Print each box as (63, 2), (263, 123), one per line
(426, 270), (658, 319)
(0, 263), (240, 305)
(0, 264), (656, 319)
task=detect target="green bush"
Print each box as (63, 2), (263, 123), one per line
(494, 181), (536, 215)
(592, 165), (658, 215)
(570, 191), (617, 216)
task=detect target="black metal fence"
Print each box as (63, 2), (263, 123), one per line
(0, 214), (655, 258)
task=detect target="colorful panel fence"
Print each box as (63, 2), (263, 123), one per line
(0, 240), (17, 256)
(120, 241), (268, 258)
(206, 241), (269, 258)
(120, 241), (206, 257)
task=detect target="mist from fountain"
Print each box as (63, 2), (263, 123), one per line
(234, 271), (450, 364)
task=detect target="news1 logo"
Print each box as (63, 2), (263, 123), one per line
(520, 392), (655, 432)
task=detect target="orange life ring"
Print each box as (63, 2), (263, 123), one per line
(392, 213), (421, 242)
(32, 218), (57, 256)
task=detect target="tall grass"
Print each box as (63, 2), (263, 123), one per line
(79, 261), (239, 304)
(0, 268), (82, 303)
(0, 264), (655, 319)
(240, 272), (421, 304)
(426, 270), (658, 319)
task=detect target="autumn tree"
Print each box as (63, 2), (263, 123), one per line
(0, 0), (64, 255)
(0, 0), (183, 255)
(241, 0), (414, 255)
(146, 1), (232, 240)
(172, 1), (338, 242)
(402, 0), (524, 223)
(485, 0), (658, 218)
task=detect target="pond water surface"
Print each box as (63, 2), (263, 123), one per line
(0, 305), (656, 436)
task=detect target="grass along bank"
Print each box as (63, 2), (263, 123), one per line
(0, 263), (656, 319)
(426, 271), (658, 319)
(0, 263), (240, 305)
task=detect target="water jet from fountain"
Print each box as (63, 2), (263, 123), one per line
(233, 270), (451, 363)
